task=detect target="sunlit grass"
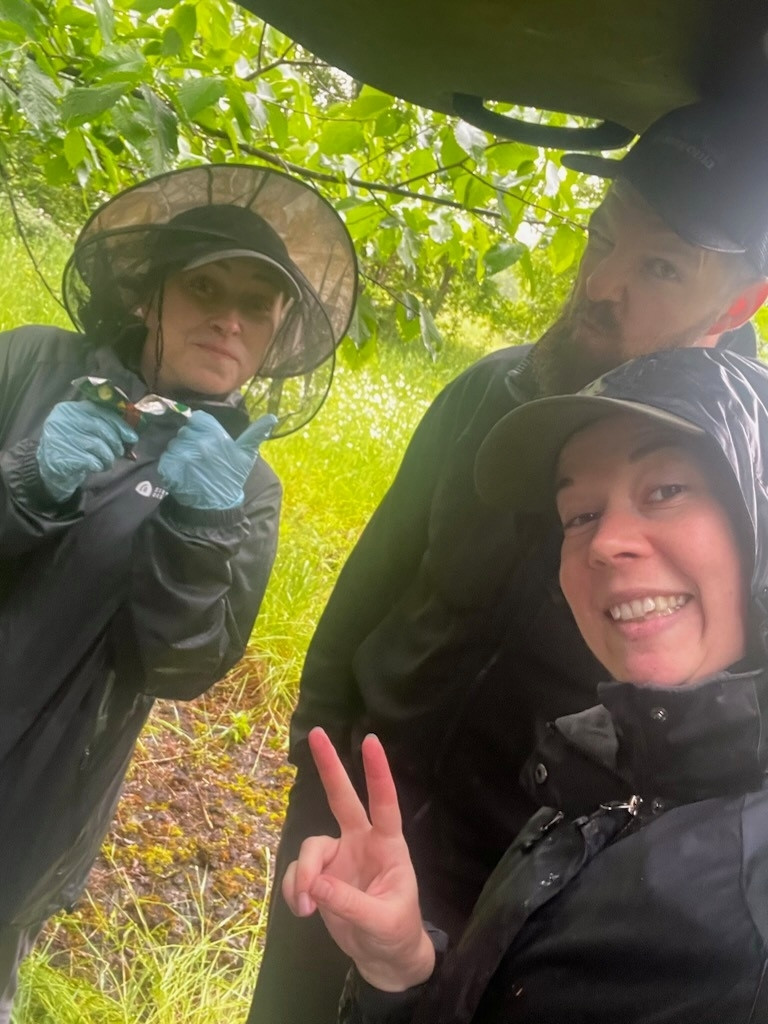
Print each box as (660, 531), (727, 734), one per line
(245, 343), (485, 715)
(15, 873), (265, 1024)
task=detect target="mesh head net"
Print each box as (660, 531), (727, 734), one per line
(62, 164), (358, 435)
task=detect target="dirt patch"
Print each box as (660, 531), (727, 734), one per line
(54, 670), (295, 953)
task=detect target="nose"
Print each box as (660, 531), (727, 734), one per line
(211, 304), (243, 335)
(584, 250), (628, 305)
(587, 506), (650, 568)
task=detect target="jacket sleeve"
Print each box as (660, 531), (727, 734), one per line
(111, 457), (281, 700)
(338, 926), (448, 1024)
(0, 327), (86, 557)
(289, 347), (530, 761)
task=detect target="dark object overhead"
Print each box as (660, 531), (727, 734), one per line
(238, 0), (768, 149)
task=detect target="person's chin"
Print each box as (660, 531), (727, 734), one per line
(170, 370), (236, 398)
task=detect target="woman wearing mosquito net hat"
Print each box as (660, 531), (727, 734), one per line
(277, 350), (768, 1022)
(0, 163), (356, 1019)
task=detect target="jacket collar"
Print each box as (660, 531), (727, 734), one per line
(717, 320), (757, 357)
(555, 669), (768, 804)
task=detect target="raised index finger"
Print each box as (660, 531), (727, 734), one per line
(308, 727), (370, 833)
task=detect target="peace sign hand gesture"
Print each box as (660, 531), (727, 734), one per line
(282, 727), (435, 993)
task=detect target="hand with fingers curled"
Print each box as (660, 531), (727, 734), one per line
(282, 727), (436, 993)
(37, 399), (139, 502)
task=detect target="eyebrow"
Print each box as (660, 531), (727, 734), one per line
(555, 434), (687, 495)
(588, 209), (701, 267)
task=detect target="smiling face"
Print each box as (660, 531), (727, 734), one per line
(140, 257), (290, 396)
(556, 412), (747, 686)
(531, 183), (757, 395)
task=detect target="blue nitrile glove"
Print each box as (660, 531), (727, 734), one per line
(37, 400), (139, 503)
(157, 410), (277, 510)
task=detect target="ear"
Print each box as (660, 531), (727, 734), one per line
(707, 279), (768, 335)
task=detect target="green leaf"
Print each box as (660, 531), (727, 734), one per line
(43, 154), (72, 186)
(171, 4), (197, 47)
(91, 44), (147, 82)
(373, 108), (403, 138)
(346, 290), (378, 351)
(484, 241), (526, 275)
(93, 0), (114, 44)
(140, 87), (178, 168)
(61, 85), (127, 126)
(18, 61), (60, 131)
(162, 27), (184, 56)
(454, 120), (488, 160)
(0, 0), (43, 36)
(176, 77), (227, 118)
(266, 102), (289, 148)
(397, 227), (418, 273)
(63, 129), (88, 168)
(395, 294), (420, 343)
(486, 141), (535, 174)
(226, 82), (254, 138)
(341, 202), (388, 242)
(547, 225), (583, 274)
(348, 86), (392, 120)
(319, 119), (365, 156)
(132, 0), (176, 11)
(417, 300), (444, 357)
(440, 130), (467, 169)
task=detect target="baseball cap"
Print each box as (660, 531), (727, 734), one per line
(165, 206), (303, 302)
(562, 99), (768, 275)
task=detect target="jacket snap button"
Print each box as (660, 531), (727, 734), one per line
(649, 706), (668, 723)
(534, 763), (548, 784)
(651, 797), (666, 814)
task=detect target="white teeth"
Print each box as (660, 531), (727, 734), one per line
(608, 595), (688, 622)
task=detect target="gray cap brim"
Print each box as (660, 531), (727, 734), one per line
(474, 394), (703, 511)
(183, 248), (302, 301)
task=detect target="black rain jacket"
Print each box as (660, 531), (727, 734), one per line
(0, 325), (281, 926)
(287, 325), (759, 931)
(343, 669), (768, 1024)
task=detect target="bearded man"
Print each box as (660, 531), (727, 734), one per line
(247, 98), (768, 1023)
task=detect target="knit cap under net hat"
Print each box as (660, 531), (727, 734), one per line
(62, 164), (358, 435)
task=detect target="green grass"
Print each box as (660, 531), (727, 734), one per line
(16, 876), (265, 1024)
(244, 340), (491, 716)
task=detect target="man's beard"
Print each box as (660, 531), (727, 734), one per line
(530, 296), (721, 397)
(530, 300), (624, 396)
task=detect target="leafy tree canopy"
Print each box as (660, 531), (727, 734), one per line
(0, 0), (606, 357)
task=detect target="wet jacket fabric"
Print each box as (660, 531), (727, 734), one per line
(249, 324), (758, 1024)
(342, 669), (768, 1024)
(0, 324), (281, 926)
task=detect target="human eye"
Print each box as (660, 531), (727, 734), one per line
(185, 273), (216, 299)
(647, 482), (687, 503)
(561, 510), (601, 532)
(646, 258), (680, 282)
(244, 294), (274, 315)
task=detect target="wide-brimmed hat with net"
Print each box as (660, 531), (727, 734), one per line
(63, 164), (358, 434)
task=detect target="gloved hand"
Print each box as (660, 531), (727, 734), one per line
(37, 400), (139, 502)
(158, 411), (277, 510)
